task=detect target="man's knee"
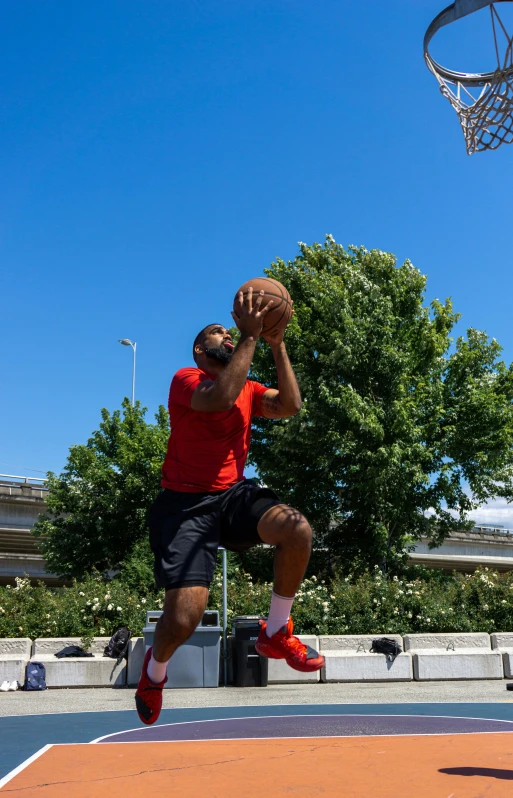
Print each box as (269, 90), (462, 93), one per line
(260, 504), (312, 548)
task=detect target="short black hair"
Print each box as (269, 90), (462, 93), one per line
(192, 323), (224, 363)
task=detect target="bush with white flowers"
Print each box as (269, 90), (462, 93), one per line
(1, 566), (513, 638)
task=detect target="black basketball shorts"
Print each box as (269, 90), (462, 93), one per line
(148, 480), (284, 590)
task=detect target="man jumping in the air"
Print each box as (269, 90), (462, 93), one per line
(136, 287), (325, 725)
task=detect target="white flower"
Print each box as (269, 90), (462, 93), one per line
(407, 612), (412, 619)
(322, 602), (329, 609)
(417, 615), (422, 620)
(373, 598), (378, 604)
(116, 606), (122, 612)
(141, 598), (147, 604)
(502, 600), (507, 605)
(483, 604), (489, 611)
(136, 604), (141, 609)
(104, 594), (111, 601)
(393, 608), (399, 614)
(107, 604), (113, 611)
(330, 595), (336, 600)
(92, 604), (100, 612)
(426, 618), (431, 623)
(407, 590), (412, 595)
(93, 598), (99, 603)
(19, 626), (23, 631)
(298, 598), (304, 603)
(46, 614), (50, 619)
(99, 627), (105, 634)
(311, 576), (317, 582)
(79, 591), (85, 597)
(86, 600), (91, 606)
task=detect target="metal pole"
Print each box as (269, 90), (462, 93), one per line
(222, 547), (228, 687)
(131, 342), (136, 407)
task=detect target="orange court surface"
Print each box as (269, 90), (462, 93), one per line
(3, 732), (513, 797)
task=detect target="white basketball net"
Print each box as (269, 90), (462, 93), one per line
(426, 3), (513, 154)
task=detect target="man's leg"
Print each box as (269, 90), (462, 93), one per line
(255, 504), (324, 672)
(136, 585), (209, 725)
(149, 586), (209, 679)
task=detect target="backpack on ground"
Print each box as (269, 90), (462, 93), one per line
(24, 661), (47, 691)
(103, 627), (132, 663)
(370, 637), (402, 662)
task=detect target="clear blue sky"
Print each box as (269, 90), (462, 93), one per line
(2, 1), (512, 523)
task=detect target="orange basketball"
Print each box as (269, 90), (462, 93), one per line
(234, 277), (293, 337)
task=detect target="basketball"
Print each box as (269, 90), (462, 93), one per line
(234, 277), (293, 337)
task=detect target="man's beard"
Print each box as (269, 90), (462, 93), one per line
(204, 344), (233, 365)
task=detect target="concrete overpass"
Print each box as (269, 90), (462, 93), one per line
(0, 474), (63, 586)
(2, 474), (513, 583)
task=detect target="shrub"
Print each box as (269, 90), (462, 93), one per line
(1, 566), (513, 639)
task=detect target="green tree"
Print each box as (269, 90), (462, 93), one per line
(32, 399), (169, 579)
(248, 237), (513, 571)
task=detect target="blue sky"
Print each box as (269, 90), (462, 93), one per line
(2, 1), (513, 524)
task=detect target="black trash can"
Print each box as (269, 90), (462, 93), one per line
(232, 615), (268, 687)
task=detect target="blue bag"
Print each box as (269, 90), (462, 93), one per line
(24, 661), (47, 691)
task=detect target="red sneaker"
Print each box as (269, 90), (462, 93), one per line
(135, 647), (167, 725)
(255, 617), (325, 673)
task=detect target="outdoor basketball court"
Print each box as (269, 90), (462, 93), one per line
(2, 0), (513, 795)
(1, 701), (513, 796)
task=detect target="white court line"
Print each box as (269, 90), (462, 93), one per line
(0, 745), (53, 790)
(90, 712), (513, 743)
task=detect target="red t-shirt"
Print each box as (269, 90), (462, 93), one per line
(161, 367), (269, 492)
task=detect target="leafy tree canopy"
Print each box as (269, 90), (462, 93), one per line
(248, 237), (513, 571)
(32, 399), (169, 579)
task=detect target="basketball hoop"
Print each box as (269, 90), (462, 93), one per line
(424, 0), (513, 154)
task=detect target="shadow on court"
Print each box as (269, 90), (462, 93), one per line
(440, 766), (513, 781)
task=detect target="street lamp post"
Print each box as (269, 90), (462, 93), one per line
(118, 339), (137, 407)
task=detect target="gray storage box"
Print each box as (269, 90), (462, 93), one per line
(143, 610), (221, 688)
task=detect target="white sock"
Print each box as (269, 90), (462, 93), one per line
(266, 591), (295, 637)
(147, 651), (169, 683)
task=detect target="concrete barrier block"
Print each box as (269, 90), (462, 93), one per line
(319, 635), (403, 653)
(31, 638), (126, 687)
(491, 633), (513, 651)
(321, 652), (413, 682)
(0, 638), (32, 684)
(127, 637), (145, 685)
(0, 638), (32, 658)
(268, 636), (320, 683)
(501, 653), (513, 678)
(412, 651), (503, 680)
(32, 638), (111, 656)
(490, 635), (513, 678)
(403, 633), (491, 652)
